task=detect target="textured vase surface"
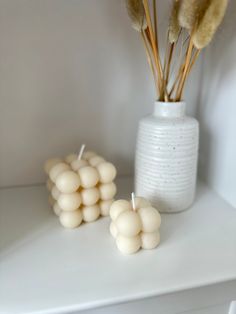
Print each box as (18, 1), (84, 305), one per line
(135, 101), (199, 213)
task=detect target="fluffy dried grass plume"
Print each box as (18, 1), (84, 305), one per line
(193, 0), (228, 49)
(178, 0), (210, 32)
(169, 0), (181, 43)
(125, 0), (147, 32)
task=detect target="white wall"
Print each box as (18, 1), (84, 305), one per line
(198, 0), (236, 208)
(0, 0), (202, 188)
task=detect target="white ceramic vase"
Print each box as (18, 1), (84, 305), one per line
(135, 101), (199, 213)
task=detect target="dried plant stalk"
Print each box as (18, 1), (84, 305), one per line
(126, 0), (147, 32)
(169, 0), (181, 43)
(192, 0), (228, 49)
(176, 39), (194, 100)
(153, 0), (158, 45)
(143, 0), (163, 95)
(141, 30), (159, 95)
(177, 48), (201, 100)
(124, 0), (228, 101)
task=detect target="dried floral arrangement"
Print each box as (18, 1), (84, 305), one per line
(125, 0), (228, 101)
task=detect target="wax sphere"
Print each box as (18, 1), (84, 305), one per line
(89, 156), (105, 167)
(99, 199), (114, 216)
(81, 187), (100, 206)
(141, 231), (160, 249)
(96, 162), (116, 183)
(44, 158), (62, 174)
(48, 195), (55, 207)
(65, 153), (77, 164)
(56, 171), (80, 193)
(83, 151), (97, 160)
(71, 159), (88, 171)
(99, 182), (117, 201)
(116, 211), (141, 237)
(53, 202), (62, 216)
(110, 200), (132, 221)
(133, 197), (151, 209)
(58, 192), (81, 211)
(138, 207), (161, 232)
(51, 185), (61, 201)
(82, 205), (100, 222)
(110, 221), (118, 238)
(116, 235), (141, 255)
(46, 179), (54, 191)
(79, 166), (99, 188)
(59, 210), (83, 228)
(49, 162), (70, 183)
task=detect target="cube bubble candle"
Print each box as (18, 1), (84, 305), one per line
(109, 195), (161, 255)
(44, 150), (117, 228)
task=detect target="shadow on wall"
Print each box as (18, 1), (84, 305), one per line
(197, 0), (236, 206)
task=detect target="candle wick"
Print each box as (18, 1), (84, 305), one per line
(78, 144), (86, 160)
(131, 192), (136, 211)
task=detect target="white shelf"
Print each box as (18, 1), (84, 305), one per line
(0, 177), (236, 314)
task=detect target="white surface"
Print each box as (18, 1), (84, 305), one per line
(1, 177), (236, 314)
(0, 0), (202, 188)
(135, 102), (198, 212)
(198, 0), (236, 208)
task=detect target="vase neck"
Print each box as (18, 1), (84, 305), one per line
(153, 101), (186, 118)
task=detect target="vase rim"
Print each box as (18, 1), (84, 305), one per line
(154, 100), (186, 105)
(154, 100), (186, 118)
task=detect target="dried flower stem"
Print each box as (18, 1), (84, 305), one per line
(188, 49), (201, 74)
(165, 43), (175, 85)
(177, 48), (201, 99)
(169, 64), (184, 98)
(142, 0), (163, 96)
(125, 0), (227, 101)
(141, 30), (159, 96)
(153, 0), (158, 45)
(176, 38), (194, 100)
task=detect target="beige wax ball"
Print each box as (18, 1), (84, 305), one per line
(96, 162), (117, 183)
(89, 156), (105, 167)
(81, 187), (100, 206)
(110, 221), (118, 238)
(71, 159), (88, 171)
(79, 166), (99, 188)
(110, 200), (132, 221)
(51, 185), (61, 201)
(99, 182), (117, 201)
(141, 231), (160, 249)
(116, 234), (141, 255)
(99, 199), (114, 216)
(133, 197), (151, 209)
(58, 192), (81, 211)
(82, 205), (100, 222)
(46, 179), (54, 191)
(65, 153), (77, 164)
(83, 151), (97, 160)
(116, 211), (142, 237)
(48, 195), (55, 207)
(49, 162), (70, 183)
(44, 158), (62, 174)
(59, 210), (83, 229)
(138, 207), (161, 233)
(56, 171), (80, 193)
(53, 202), (62, 216)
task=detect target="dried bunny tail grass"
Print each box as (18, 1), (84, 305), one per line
(168, 0), (181, 43)
(125, 0), (147, 32)
(192, 0), (228, 49)
(178, 0), (210, 32)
